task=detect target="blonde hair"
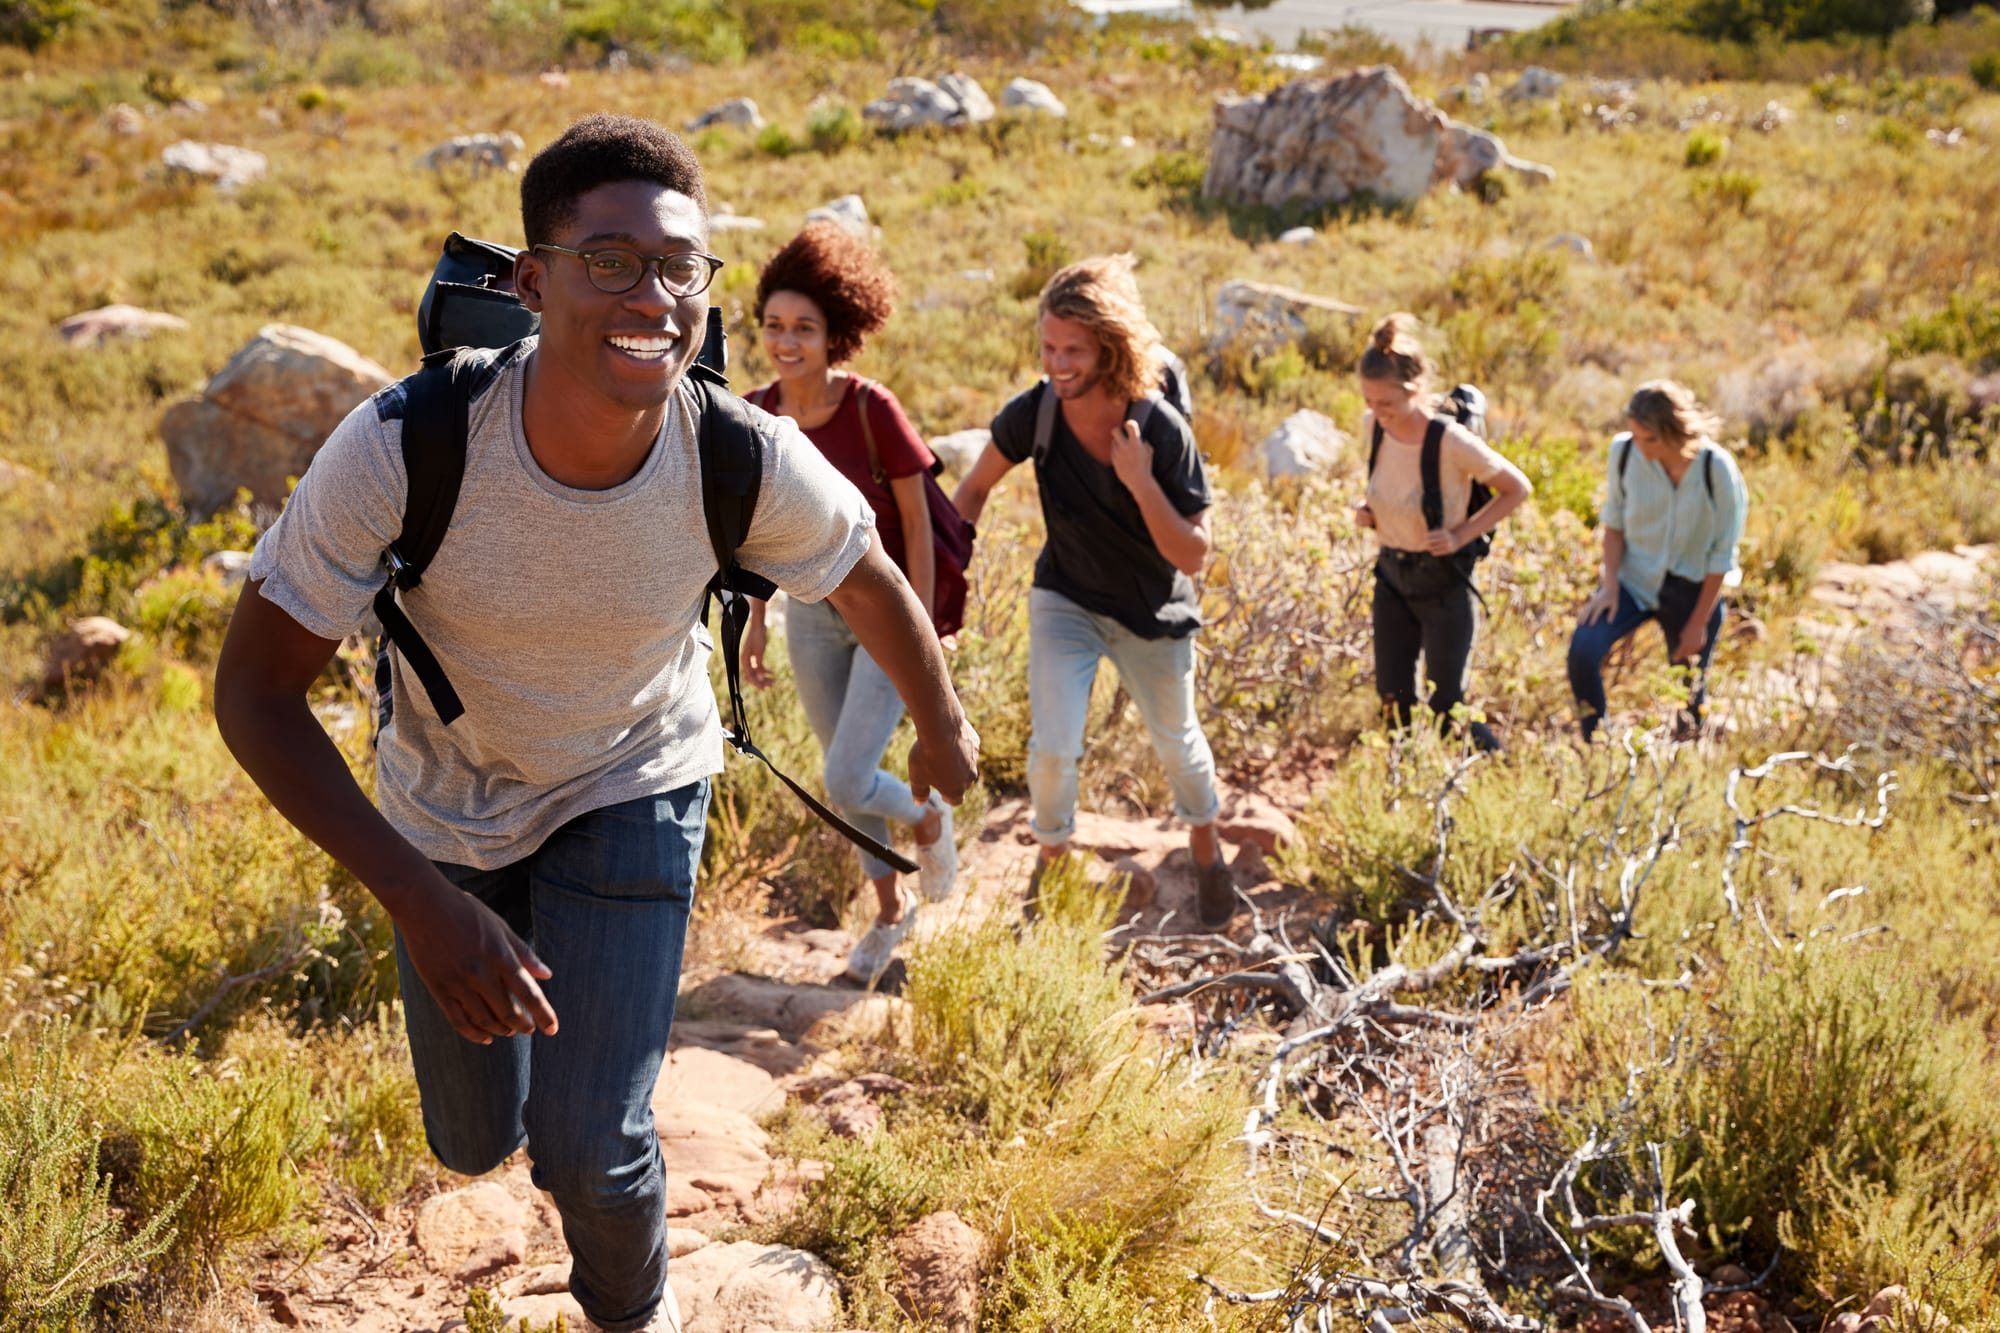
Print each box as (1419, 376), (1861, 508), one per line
(1358, 312), (1432, 389)
(1626, 380), (1721, 458)
(1038, 254), (1162, 405)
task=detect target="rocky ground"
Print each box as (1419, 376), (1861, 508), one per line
(241, 546), (1989, 1333)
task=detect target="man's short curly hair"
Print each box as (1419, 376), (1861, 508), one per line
(520, 114), (707, 247)
(753, 222), (897, 365)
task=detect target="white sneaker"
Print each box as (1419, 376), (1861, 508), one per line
(845, 899), (919, 984)
(915, 794), (958, 903)
(582, 1281), (682, 1333)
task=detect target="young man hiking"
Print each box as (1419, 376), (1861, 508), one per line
(952, 254), (1237, 927)
(214, 115), (977, 1333)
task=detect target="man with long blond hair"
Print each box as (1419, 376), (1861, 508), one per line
(954, 255), (1237, 926)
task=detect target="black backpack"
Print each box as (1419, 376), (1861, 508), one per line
(1368, 383), (1496, 562)
(1616, 431), (1716, 504)
(375, 232), (917, 874)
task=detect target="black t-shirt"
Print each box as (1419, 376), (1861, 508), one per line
(991, 381), (1212, 640)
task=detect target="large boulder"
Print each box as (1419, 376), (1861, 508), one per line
(160, 324), (394, 517)
(1259, 409), (1348, 479)
(414, 131), (524, 174)
(1435, 121), (1555, 190)
(804, 193), (870, 238)
(864, 73), (993, 132)
(1204, 66), (1553, 210)
(928, 428), (991, 479)
(1210, 279), (1359, 355)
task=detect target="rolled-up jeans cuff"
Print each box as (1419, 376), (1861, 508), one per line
(1030, 818), (1075, 847)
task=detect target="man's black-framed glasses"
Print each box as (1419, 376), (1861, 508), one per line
(531, 244), (725, 297)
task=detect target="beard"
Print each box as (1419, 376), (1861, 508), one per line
(1050, 365), (1104, 400)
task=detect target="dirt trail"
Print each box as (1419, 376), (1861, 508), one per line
(258, 790), (1299, 1332)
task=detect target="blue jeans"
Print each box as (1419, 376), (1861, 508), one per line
(786, 595), (926, 881)
(395, 782), (708, 1333)
(1567, 577), (1725, 740)
(1027, 587), (1221, 846)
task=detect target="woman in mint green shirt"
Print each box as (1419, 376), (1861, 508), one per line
(1568, 381), (1748, 740)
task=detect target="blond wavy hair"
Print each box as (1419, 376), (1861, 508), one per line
(1038, 254), (1162, 405)
(1626, 380), (1722, 459)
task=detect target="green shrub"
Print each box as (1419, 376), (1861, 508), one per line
(1890, 288), (2000, 369)
(1684, 124), (1728, 166)
(1871, 115), (1917, 149)
(754, 122), (797, 158)
(0, 1023), (179, 1326)
(1009, 229), (1074, 301)
(562, 0), (746, 62)
(1690, 169), (1763, 214)
(1130, 149), (1206, 199)
(0, 0), (79, 50)
(807, 100), (861, 154)
(111, 1053), (324, 1289)
(1973, 51), (2000, 91)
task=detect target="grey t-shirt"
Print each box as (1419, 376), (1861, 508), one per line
(248, 340), (874, 869)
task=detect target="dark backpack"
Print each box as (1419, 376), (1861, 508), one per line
(1368, 383), (1496, 562)
(376, 232), (918, 874)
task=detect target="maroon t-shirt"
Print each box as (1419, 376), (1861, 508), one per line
(750, 377), (935, 576)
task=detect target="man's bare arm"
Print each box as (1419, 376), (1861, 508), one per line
(214, 581), (557, 1044)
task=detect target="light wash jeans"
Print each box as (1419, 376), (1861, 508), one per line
(395, 781), (707, 1333)
(786, 594), (927, 881)
(1027, 587), (1221, 846)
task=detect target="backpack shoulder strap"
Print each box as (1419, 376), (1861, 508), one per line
(1032, 379), (1058, 467)
(1368, 420), (1383, 477)
(849, 375), (886, 486)
(1420, 416), (1448, 532)
(374, 347), (481, 725)
(1703, 447), (1716, 502)
(1617, 432), (1633, 486)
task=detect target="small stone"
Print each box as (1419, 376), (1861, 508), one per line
(1276, 225), (1315, 244)
(804, 193), (869, 238)
(161, 140), (266, 189)
(1543, 233), (1595, 261)
(414, 1181), (531, 1274)
(1503, 65), (1566, 103)
(38, 617), (130, 697)
(671, 1241), (840, 1333)
(538, 69), (570, 89)
(668, 1227), (711, 1258)
(256, 1286), (304, 1326)
(414, 132), (524, 174)
(104, 102), (144, 134)
(1710, 1262), (1752, 1286)
(1001, 77), (1066, 118)
(892, 1210), (986, 1333)
(453, 1227), (527, 1282)
(1109, 856), (1156, 908)
(56, 304), (190, 347)
(200, 550), (253, 588)
(687, 97), (763, 132)
(1259, 410), (1348, 479)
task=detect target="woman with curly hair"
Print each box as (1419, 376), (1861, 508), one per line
(1568, 380), (1747, 741)
(742, 221), (958, 983)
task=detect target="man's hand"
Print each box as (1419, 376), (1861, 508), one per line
(1673, 618), (1708, 665)
(1110, 420), (1153, 493)
(1354, 502), (1376, 530)
(1578, 585), (1619, 626)
(1424, 525), (1461, 557)
(743, 615), (773, 690)
(908, 716), (980, 807)
(397, 879), (558, 1044)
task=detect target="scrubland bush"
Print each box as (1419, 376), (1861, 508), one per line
(1684, 123), (1729, 165)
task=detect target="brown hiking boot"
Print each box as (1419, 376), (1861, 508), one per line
(1196, 857), (1237, 928)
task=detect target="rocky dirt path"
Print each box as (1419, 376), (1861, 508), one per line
(257, 789), (1300, 1332)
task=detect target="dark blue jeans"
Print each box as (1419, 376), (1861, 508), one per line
(1567, 577), (1725, 740)
(394, 781), (708, 1333)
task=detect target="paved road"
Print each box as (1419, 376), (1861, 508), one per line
(1198, 0), (1570, 50)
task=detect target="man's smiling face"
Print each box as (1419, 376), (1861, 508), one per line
(516, 178), (709, 413)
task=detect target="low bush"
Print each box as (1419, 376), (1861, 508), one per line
(1684, 124), (1729, 165)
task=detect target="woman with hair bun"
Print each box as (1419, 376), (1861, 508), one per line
(1568, 380), (1747, 741)
(743, 221), (959, 983)
(1354, 313), (1531, 751)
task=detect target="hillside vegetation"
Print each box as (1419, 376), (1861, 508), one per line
(2, 4), (1999, 1329)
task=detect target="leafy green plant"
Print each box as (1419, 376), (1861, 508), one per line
(806, 100), (861, 155)
(1973, 51), (2000, 92)
(754, 122), (797, 158)
(1009, 230), (1074, 302)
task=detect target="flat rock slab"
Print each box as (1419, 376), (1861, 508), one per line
(673, 1241), (841, 1333)
(415, 1181), (532, 1273)
(670, 1018), (812, 1077)
(683, 972), (902, 1045)
(656, 1045), (784, 1116)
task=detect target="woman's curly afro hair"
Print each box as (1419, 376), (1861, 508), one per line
(754, 222), (897, 365)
